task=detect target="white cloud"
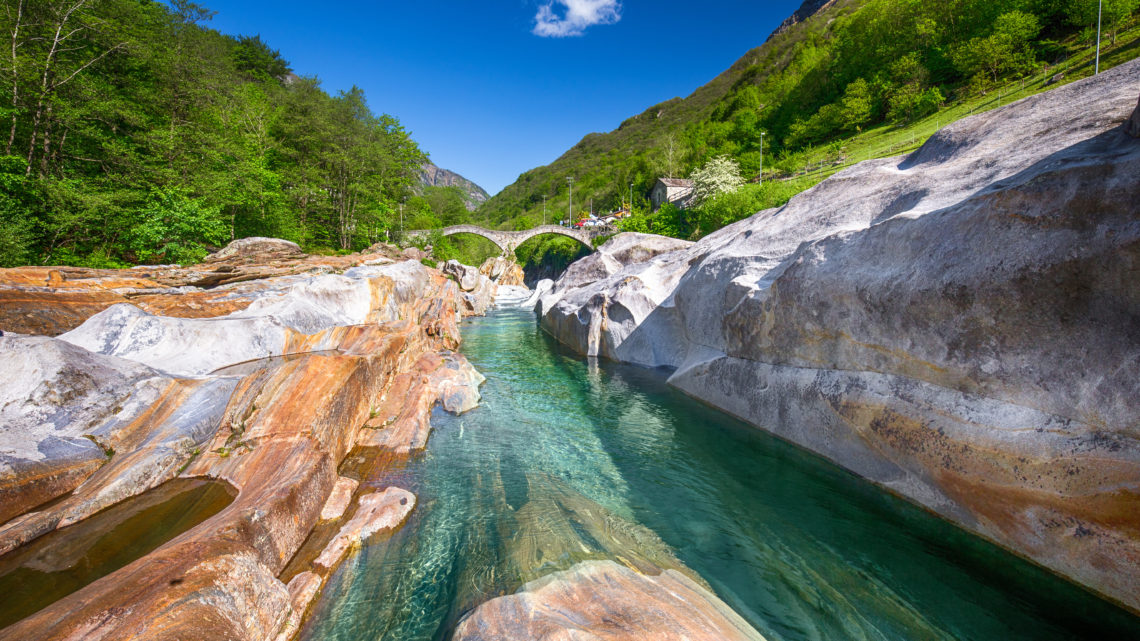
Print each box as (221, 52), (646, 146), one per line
(533, 0), (622, 37)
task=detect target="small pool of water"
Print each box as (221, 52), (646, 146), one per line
(302, 307), (1140, 641)
(0, 478), (235, 629)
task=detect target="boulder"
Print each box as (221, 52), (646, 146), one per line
(479, 255), (526, 287)
(271, 572), (323, 641)
(313, 487), (415, 569)
(452, 560), (766, 641)
(1129, 91), (1140, 137)
(442, 259), (482, 292)
(205, 237), (304, 263)
(442, 260), (497, 315)
(0, 245), (417, 336)
(58, 262), (438, 376)
(522, 279), (554, 311)
(357, 351), (483, 452)
(537, 58), (1140, 610)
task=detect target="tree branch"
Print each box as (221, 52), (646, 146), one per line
(53, 42), (124, 89)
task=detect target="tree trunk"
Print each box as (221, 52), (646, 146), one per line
(6, 0), (24, 156)
(40, 101), (54, 176)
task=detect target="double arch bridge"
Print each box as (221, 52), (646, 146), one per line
(404, 224), (612, 254)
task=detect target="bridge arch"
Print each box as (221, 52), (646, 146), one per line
(405, 224), (609, 255)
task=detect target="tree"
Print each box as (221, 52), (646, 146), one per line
(127, 188), (227, 264)
(839, 78), (875, 130)
(690, 155), (744, 206)
(1068, 0), (1140, 44)
(661, 133), (682, 177)
(231, 34), (290, 80)
(952, 11), (1042, 85)
(424, 185), (469, 226)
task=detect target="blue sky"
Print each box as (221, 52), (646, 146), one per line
(196, 1), (805, 195)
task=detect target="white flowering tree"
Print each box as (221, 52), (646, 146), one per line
(690, 155), (744, 205)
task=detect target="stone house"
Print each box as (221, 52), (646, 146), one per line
(650, 178), (694, 210)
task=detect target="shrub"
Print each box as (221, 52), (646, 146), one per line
(128, 189), (228, 265)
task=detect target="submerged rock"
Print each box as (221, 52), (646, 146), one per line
(313, 487), (415, 569)
(452, 560), (766, 641)
(537, 59), (1140, 610)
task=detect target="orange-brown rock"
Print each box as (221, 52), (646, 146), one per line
(313, 487), (415, 569)
(0, 238), (485, 640)
(479, 255), (526, 287)
(319, 477), (360, 521)
(0, 240), (406, 336)
(272, 572), (323, 641)
(357, 351), (483, 453)
(452, 560), (767, 641)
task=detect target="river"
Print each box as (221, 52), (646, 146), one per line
(301, 306), (1140, 641)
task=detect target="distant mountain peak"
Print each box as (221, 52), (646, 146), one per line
(767, 0), (837, 41)
(418, 163), (491, 211)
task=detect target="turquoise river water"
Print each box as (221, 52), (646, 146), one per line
(302, 307), (1140, 641)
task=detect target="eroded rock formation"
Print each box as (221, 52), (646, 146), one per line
(0, 242), (489, 640)
(479, 256), (526, 287)
(537, 59), (1140, 611)
(443, 259), (499, 315)
(453, 560), (766, 641)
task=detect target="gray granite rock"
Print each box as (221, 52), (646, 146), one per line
(1129, 90), (1140, 137)
(0, 336), (171, 524)
(537, 58), (1140, 611)
(59, 261), (437, 376)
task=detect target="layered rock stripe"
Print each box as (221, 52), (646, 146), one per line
(536, 60), (1140, 613)
(0, 240), (499, 640)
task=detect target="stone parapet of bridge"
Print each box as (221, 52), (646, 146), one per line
(404, 224), (610, 254)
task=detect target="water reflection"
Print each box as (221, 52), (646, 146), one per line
(0, 478), (235, 628)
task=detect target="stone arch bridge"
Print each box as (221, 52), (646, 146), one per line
(404, 224), (611, 254)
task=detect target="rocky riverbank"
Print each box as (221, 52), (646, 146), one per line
(535, 60), (1140, 612)
(0, 239), (496, 640)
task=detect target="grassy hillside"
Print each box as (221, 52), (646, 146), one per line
(475, 0), (1140, 235)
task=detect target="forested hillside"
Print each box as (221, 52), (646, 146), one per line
(476, 0), (1140, 233)
(0, 0), (425, 267)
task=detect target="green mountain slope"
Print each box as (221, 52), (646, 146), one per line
(476, 0), (1140, 233)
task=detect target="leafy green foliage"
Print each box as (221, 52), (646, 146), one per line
(0, 156), (36, 267)
(423, 186), (472, 226)
(513, 235), (590, 281)
(0, 0), (425, 265)
(619, 180), (810, 240)
(127, 189), (228, 264)
(952, 11), (1043, 86)
(430, 232), (500, 267)
(477, 0), (1140, 237)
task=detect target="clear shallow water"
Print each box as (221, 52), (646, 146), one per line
(302, 307), (1140, 641)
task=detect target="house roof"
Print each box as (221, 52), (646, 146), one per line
(656, 178), (693, 188)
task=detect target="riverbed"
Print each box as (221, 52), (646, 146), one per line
(301, 306), (1140, 641)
